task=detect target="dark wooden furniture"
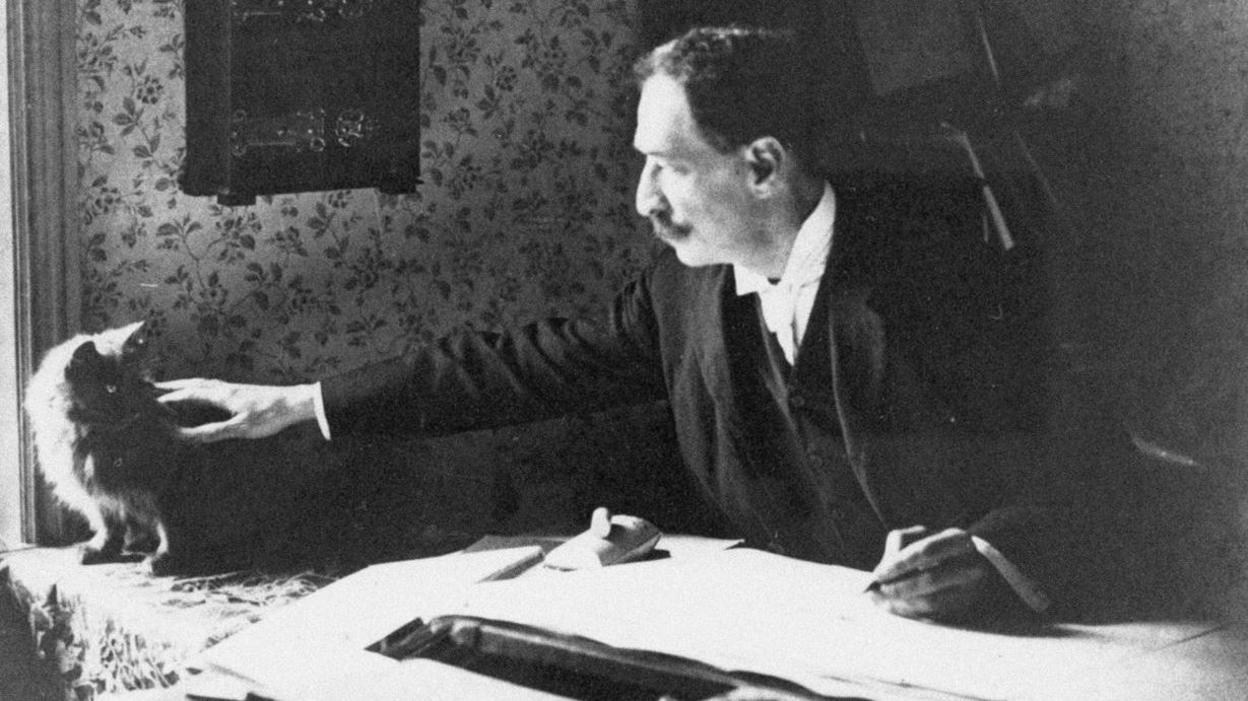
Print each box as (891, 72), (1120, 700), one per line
(181, 0), (420, 205)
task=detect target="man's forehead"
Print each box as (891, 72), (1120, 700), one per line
(633, 75), (707, 156)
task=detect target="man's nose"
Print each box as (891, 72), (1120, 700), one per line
(635, 160), (663, 217)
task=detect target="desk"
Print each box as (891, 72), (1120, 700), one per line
(119, 545), (1248, 701)
(1038, 622), (1248, 700)
(118, 623), (1248, 700)
(114, 660), (578, 700)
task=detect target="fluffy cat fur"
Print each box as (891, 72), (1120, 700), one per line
(24, 322), (337, 575)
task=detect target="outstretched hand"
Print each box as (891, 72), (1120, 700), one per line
(154, 378), (319, 443)
(867, 526), (1009, 621)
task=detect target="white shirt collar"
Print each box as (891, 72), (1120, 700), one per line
(733, 182), (836, 297)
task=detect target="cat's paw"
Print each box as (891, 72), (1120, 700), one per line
(123, 532), (160, 554)
(79, 542), (124, 565)
(146, 552), (185, 576)
(147, 550), (242, 577)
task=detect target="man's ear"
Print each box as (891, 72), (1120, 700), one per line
(744, 137), (785, 193)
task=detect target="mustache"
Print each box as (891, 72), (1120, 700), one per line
(648, 213), (692, 240)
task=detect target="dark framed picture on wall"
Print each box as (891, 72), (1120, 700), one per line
(181, 0), (421, 205)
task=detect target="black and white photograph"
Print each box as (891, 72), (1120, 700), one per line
(2, 1), (1247, 699)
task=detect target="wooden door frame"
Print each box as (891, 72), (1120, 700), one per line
(4, 0), (80, 545)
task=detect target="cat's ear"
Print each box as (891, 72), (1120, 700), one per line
(119, 321), (148, 357)
(119, 320), (146, 343)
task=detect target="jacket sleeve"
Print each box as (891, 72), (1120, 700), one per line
(835, 173), (1130, 616)
(318, 270), (667, 438)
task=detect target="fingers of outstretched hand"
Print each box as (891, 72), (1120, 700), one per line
(155, 380), (314, 441)
(154, 378), (225, 404)
(170, 416), (245, 444)
(153, 378), (200, 390)
(154, 379), (254, 443)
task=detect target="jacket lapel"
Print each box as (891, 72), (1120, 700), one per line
(825, 183), (968, 529)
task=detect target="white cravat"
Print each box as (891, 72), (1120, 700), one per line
(734, 183), (836, 364)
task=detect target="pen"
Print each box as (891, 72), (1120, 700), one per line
(864, 526), (940, 594)
(862, 568), (924, 595)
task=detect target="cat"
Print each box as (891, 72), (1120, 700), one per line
(24, 321), (340, 575)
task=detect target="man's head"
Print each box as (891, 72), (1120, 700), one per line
(631, 27), (827, 275)
(634, 26), (821, 169)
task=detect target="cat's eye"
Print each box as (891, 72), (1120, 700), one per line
(105, 384), (118, 394)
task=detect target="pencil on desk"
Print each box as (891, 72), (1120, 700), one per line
(862, 569), (920, 595)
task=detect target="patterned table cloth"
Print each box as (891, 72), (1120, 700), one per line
(1, 547), (333, 700)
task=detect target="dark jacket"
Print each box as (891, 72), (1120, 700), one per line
(321, 174), (1114, 610)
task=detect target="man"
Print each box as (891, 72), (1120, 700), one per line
(157, 27), (1112, 621)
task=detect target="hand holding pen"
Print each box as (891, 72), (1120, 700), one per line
(864, 525), (1004, 621)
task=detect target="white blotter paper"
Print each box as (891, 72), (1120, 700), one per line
(441, 548), (1217, 701)
(189, 546), (544, 700)
(185, 542), (1217, 701)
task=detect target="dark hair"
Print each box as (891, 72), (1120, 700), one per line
(633, 26), (825, 166)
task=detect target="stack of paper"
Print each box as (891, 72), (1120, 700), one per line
(443, 549), (1219, 700)
(182, 542), (1219, 701)
(186, 546), (544, 700)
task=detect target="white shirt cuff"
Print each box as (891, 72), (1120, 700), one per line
(971, 535), (1051, 613)
(311, 381), (332, 441)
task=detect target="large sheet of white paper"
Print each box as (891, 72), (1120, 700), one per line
(191, 546), (544, 699)
(440, 549), (1217, 701)
(184, 542), (1219, 701)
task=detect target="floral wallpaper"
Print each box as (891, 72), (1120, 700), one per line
(68, 0), (689, 537)
(77, 0), (652, 383)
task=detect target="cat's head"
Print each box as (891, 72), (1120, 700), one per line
(82, 320), (151, 360)
(64, 322), (158, 424)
